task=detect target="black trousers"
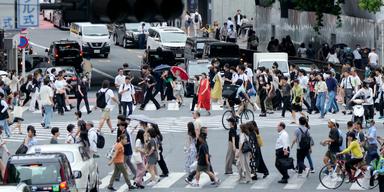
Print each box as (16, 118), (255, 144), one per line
(275, 148), (290, 180)
(191, 94), (198, 111)
(76, 94), (90, 112)
(23, 93), (31, 106)
(55, 93), (65, 114)
(140, 89), (160, 109)
(121, 101), (133, 118)
(296, 149), (308, 174)
(153, 83), (165, 101)
(309, 92), (318, 113)
(187, 164), (214, 182)
(259, 91), (267, 114)
(345, 158), (363, 178)
(364, 105), (374, 121)
(281, 96), (292, 117)
(378, 175), (384, 192)
(157, 147), (169, 175)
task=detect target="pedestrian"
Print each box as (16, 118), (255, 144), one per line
(173, 71), (184, 107)
(227, 25), (237, 43)
(340, 70), (354, 115)
(24, 125), (37, 148)
(353, 45), (362, 69)
(50, 127), (60, 144)
(29, 71), (41, 112)
(308, 73), (318, 114)
(291, 117), (311, 176)
(191, 10), (202, 37)
(280, 76), (292, 118)
(54, 72), (67, 116)
(152, 124), (169, 177)
(192, 111), (202, 138)
(139, 65), (161, 110)
(40, 78), (54, 129)
(325, 72), (339, 114)
(248, 121), (269, 179)
(366, 119), (378, 164)
(115, 68), (126, 114)
(161, 70), (174, 104)
(247, 30), (259, 50)
(82, 55), (93, 87)
(190, 75), (200, 111)
(97, 80), (119, 133)
(234, 9), (243, 36)
(297, 70), (311, 112)
(291, 79), (306, 124)
(0, 92), (10, 138)
(220, 23), (228, 41)
(0, 125), (10, 179)
(275, 122), (290, 184)
(145, 128), (160, 186)
(77, 120), (90, 148)
(374, 68), (384, 119)
(191, 134), (220, 187)
(368, 48), (379, 69)
(304, 120), (315, 173)
(197, 73), (211, 115)
(115, 121), (137, 182)
(134, 129), (146, 189)
(119, 76), (136, 118)
(11, 92), (23, 135)
(65, 124), (76, 144)
(75, 111), (82, 121)
(76, 75), (91, 114)
(86, 121), (98, 157)
(137, 22), (147, 49)
(351, 80), (374, 121)
(21, 74), (33, 107)
(184, 11), (192, 36)
(297, 43), (307, 58)
(210, 66), (223, 105)
(185, 122), (197, 173)
(321, 119), (341, 165)
(236, 123), (252, 183)
(225, 117), (238, 175)
(107, 134), (137, 191)
(315, 74), (327, 118)
(369, 147), (384, 191)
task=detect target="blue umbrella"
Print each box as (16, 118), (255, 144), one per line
(153, 64), (171, 72)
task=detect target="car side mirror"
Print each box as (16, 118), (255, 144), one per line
(73, 171), (82, 179)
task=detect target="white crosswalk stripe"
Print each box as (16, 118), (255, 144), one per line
(95, 171), (374, 190)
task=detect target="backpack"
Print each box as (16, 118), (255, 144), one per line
(194, 14), (199, 23)
(298, 128), (311, 151)
(20, 83), (28, 93)
(96, 132), (105, 149)
(96, 89), (109, 109)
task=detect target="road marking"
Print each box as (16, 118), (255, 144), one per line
(251, 173), (277, 189)
(167, 102), (179, 111)
(144, 103), (157, 111)
(137, 55), (143, 59)
(218, 173), (238, 189)
(185, 172), (218, 188)
(153, 172), (186, 188)
(350, 181), (365, 190)
(93, 68), (115, 79)
(30, 42), (49, 50)
(99, 171), (113, 189)
(116, 172), (151, 192)
(283, 171), (308, 189)
(211, 103), (222, 111)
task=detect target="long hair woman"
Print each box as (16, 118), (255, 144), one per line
(134, 129), (146, 189)
(248, 121), (269, 180)
(236, 123), (252, 183)
(152, 123), (169, 177)
(185, 122), (197, 173)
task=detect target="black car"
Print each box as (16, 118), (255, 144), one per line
(25, 55), (51, 72)
(4, 153), (79, 192)
(184, 37), (218, 65)
(202, 42), (240, 68)
(112, 23), (150, 48)
(47, 40), (83, 73)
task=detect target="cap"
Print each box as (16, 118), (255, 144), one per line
(329, 119), (337, 125)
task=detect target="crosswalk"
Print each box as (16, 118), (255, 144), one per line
(96, 170), (372, 191)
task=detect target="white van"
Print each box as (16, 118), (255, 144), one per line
(253, 53), (289, 77)
(146, 27), (187, 59)
(70, 22), (111, 58)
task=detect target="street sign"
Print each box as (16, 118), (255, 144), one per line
(18, 36), (29, 49)
(0, 0), (16, 30)
(17, 0), (40, 28)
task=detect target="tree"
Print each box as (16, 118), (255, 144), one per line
(358, 0), (384, 13)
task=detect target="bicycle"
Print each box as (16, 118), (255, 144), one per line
(318, 157), (378, 190)
(222, 100), (254, 130)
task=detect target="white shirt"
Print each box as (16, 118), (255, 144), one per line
(353, 49), (362, 60)
(238, 73), (249, 83)
(298, 75), (309, 89)
(227, 20), (234, 30)
(276, 129), (290, 150)
(351, 88), (374, 105)
(228, 28), (236, 39)
(340, 76), (354, 89)
(245, 67), (254, 80)
(191, 13), (201, 24)
(39, 85), (53, 106)
(88, 128), (98, 153)
(236, 14), (241, 25)
(65, 132), (76, 144)
(368, 52), (379, 65)
(98, 88), (115, 109)
(231, 72), (239, 84)
(54, 80), (67, 93)
(119, 83), (135, 102)
(114, 75), (126, 88)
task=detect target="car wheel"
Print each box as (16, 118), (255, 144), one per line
(113, 35), (118, 45)
(123, 38), (127, 48)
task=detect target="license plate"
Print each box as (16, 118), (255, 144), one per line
(176, 54), (182, 57)
(94, 50), (100, 54)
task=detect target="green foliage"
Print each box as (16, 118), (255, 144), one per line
(358, 0), (384, 13)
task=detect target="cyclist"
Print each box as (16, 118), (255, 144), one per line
(337, 132), (364, 183)
(228, 79), (250, 118)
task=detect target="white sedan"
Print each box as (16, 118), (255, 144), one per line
(0, 183), (31, 192)
(27, 144), (99, 192)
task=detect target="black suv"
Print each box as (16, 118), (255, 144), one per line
(202, 42), (240, 68)
(47, 40), (83, 73)
(112, 22), (150, 48)
(4, 153), (78, 192)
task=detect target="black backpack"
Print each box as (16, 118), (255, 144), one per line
(96, 132), (105, 149)
(299, 128), (311, 151)
(96, 89), (109, 109)
(194, 14), (199, 23)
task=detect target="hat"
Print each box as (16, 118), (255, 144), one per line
(329, 119), (337, 125)
(226, 117), (237, 123)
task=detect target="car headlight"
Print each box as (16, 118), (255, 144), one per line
(82, 43), (89, 47)
(161, 45), (170, 50)
(106, 42), (111, 46)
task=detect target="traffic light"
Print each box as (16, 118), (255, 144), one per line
(58, 0), (184, 23)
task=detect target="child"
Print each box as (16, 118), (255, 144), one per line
(50, 127), (60, 144)
(65, 124), (76, 144)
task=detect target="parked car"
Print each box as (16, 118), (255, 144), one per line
(46, 66), (79, 98)
(184, 37), (218, 65)
(3, 153), (78, 192)
(0, 183), (31, 192)
(47, 40), (83, 73)
(201, 42), (240, 69)
(112, 22), (150, 48)
(52, 10), (70, 30)
(28, 144), (99, 192)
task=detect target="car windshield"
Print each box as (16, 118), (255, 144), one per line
(259, 61), (289, 73)
(83, 26), (109, 36)
(209, 45), (239, 57)
(125, 23), (149, 32)
(6, 163), (62, 185)
(161, 32), (187, 43)
(196, 43), (205, 50)
(188, 64), (210, 77)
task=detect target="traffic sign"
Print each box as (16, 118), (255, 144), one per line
(18, 36), (29, 49)
(17, 0), (39, 28)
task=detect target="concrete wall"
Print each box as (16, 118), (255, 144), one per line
(211, 0), (256, 25)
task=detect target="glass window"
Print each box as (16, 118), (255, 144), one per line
(188, 64), (210, 77)
(6, 163), (62, 185)
(196, 43), (205, 50)
(160, 32), (187, 43)
(82, 26), (109, 36)
(258, 61), (289, 73)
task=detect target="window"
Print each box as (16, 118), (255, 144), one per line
(6, 163), (62, 185)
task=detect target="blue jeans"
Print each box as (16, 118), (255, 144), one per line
(43, 105), (53, 128)
(316, 92), (326, 117)
(306, 153), (314, 170)
(326, 91), (339, 113)
(0, 120), (10, 137)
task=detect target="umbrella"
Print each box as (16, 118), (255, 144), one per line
(153, 64), (171, 72)
(0, 71), (7, 76)
(171, 66), (189, 81)
(127, 114), (156, 124)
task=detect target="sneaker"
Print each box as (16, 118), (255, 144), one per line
(128, 185), (137, 190)
(310, 169), (315, 173)
(107, 186), (116, 191)
(184, 178), (192, 185)
(146, 181), (157, 186)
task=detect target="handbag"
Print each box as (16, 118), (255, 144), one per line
(13, 106), (24, 118)
(278, 157), (295, 170)
(256, 134), (264, 147)
(241, 137), (251, 153)
(15, 144), (28, 155)
(132, 151), (143, 164)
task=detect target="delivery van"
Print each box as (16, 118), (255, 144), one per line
(253, 52), (289, 77)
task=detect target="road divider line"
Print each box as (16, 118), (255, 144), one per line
(30, 42), (49, 50)
(93, 68), (115, 79)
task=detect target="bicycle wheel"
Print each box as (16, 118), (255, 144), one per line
(319, 164), (345, 189)
(222, 110), (233, 130)
(356, 170), (379, 189)
(240, 109), (254, 124)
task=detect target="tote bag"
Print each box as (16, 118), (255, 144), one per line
(13, 106), (24, 118)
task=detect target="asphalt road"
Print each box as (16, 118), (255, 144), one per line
(3, 21), (384, 192)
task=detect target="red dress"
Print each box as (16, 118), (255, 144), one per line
(198, 79), (211, 110)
